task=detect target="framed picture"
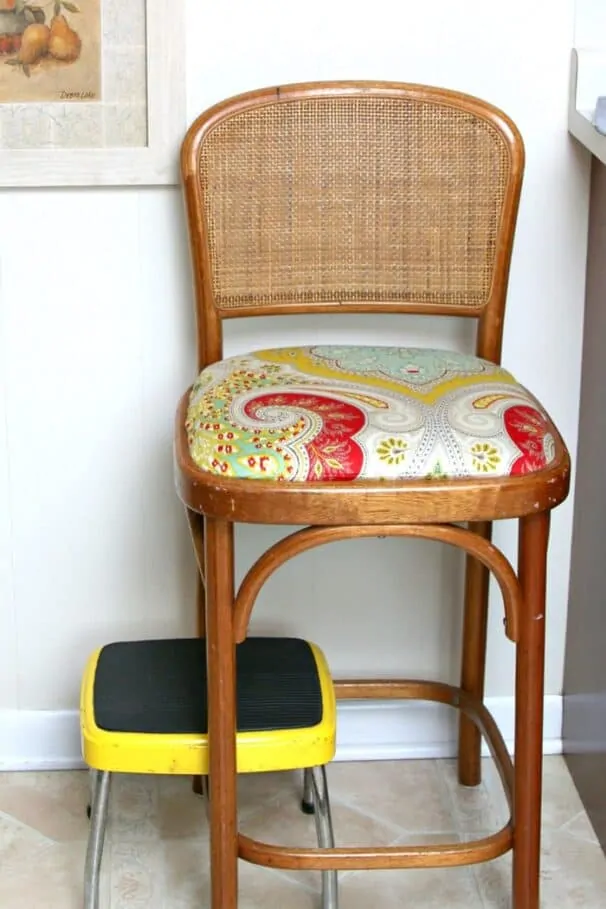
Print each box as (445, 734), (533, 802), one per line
(0, 0), (185, 186)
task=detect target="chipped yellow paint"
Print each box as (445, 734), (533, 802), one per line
(80, 644), (336, 775)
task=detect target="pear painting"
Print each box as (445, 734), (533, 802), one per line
(0, 0), (100, 103)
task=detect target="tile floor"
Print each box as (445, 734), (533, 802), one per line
(0, 756), (604, 907)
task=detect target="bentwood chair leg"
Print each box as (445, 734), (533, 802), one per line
(84, 770), (111, 909)
(458, 520), (492, 787)
(513, 511), (550, 909)
(204, 515), (238, 909)
(189, 514), (207, 798)
(310, 766), (339, 909)
(192, 573), (207, 798)
(196, 571), (207, 638)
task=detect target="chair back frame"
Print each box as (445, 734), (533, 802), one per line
(181, 81), (524, 371)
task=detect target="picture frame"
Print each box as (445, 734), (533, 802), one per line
(0, 0), (186, 186)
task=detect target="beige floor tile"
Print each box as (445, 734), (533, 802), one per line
(241, 795), (399, 849)
(161, 839), (316, 908)
(342, 865), (483, 908)
(0, 780), (89, 843)
(540, 828), (606, 907)
(240, 787), (402, 890)
(160, 838), (211, 907)
(156, 770), (310, 838)
(326, 759), (456, 832)
(0, 813), (51, 871)
(0, 758), (604, 907)
(4, 769), (91, 833)
(0, 839), (106, 909)
(481, 756), (513, 825)
(541, 756), (588, 831)
(439, 758), (504, 834)
(562, 809), (601, 846)
(469, 846), (511, 909)
(237, 861), (320, 909)
(110, 841), (164, 908)
(237, 769), (305, 818)
(473, 826), (606, 909)
(156, 775), (209, 840)
(442, 755), (588, 840)
(107, 774), (159, 842)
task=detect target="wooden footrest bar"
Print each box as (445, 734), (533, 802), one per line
(238, 679), (514, 874)
(335, 678), (514, 814)
(239, 824), (513, 871)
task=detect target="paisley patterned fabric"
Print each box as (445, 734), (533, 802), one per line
(186, 346), (556, 482)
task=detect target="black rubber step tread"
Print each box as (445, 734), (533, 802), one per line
(93, 637), (324, 735)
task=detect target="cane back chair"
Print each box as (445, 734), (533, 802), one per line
(174, 81), (570, 909)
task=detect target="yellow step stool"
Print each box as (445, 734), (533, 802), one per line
(80, 636), (338, 909)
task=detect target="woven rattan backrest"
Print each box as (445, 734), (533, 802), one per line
(182, 83), (524, 364)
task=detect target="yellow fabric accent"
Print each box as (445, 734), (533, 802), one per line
(254, 347), (518, 403)
(80, 644), (336, 775)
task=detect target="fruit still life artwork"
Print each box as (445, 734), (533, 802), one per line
(0, 0), (100, 102)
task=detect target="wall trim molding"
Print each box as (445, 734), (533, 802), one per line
(0, 696), (563, 771)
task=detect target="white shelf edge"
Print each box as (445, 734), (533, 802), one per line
(569, 48), (606, 166)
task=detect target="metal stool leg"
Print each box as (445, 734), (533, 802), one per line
(84, 770), (111, 909)
(86, 769), (98, 819)
(301, 767), (315, 815)
(310, 766), (338, 909)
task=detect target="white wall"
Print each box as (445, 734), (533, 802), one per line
(0, 1), (589, 740)
(575, 0), (606, 46)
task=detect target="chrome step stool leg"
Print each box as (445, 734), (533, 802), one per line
(84, 770), (111, 909)
(309, 766), (339, 909)
(86, 769), (98, 819)
(301, 767), (315, 815)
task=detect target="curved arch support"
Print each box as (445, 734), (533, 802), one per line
(233, 523), (522, 643)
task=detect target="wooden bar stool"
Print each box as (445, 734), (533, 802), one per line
(174, 81), (570, 909)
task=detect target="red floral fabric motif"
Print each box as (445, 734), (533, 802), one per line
(244, 392), (365, 480)
(504, 405), (552, 475)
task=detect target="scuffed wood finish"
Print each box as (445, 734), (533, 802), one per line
(203, 517), (238, 909)
(186, 510), (206, 636)
(238, 826), (512, 870)
(232, 523), (522, 643)
(513, 512), (550, 909)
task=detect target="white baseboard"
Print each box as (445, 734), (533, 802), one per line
(0, 708), (84, 771)
(0, 696), (562, 771)
(334, 696), (563, 761)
